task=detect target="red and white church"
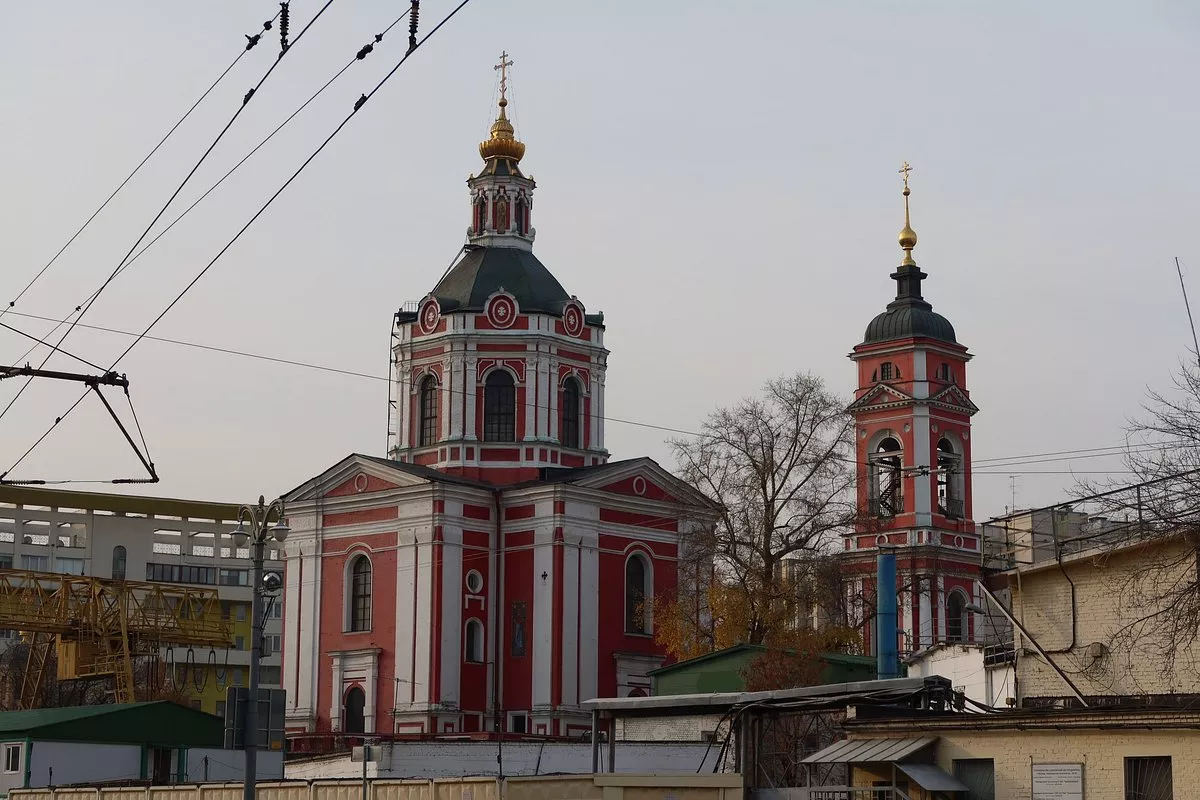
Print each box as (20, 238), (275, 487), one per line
(280, 71), (717, 738)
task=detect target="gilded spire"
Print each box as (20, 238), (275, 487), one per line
(479, 51), (526, 162)
(898, 161), (917, 266)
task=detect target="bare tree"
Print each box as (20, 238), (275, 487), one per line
(658, 372), (857, 656)
(1075, 358), (1200, 678)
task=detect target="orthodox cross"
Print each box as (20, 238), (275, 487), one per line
(494, 51), (514, 102)
(899, 161), (913, 191)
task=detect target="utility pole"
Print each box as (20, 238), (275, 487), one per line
(231, 496), (289, 800)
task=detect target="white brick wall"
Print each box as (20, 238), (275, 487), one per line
(1011, 536), (1200, 699)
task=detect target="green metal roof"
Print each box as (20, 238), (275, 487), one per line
(0, 702), (224, 747)
(647, 644), (767, 676)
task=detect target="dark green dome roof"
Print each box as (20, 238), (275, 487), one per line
(431, 246), (570, 314)
(861, 263), (957, 345)
(864, 306), (957, 344)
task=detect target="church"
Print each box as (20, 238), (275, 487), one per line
(280, 60), (718, 738)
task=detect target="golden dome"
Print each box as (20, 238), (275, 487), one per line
(479, 98), (526, 162)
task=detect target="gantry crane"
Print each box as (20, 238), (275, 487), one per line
(0, 568), (233, 708)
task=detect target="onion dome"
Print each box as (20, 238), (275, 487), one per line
(479, 97), (526, 163)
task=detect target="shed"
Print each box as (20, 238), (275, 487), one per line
(0, 702), (226, 793)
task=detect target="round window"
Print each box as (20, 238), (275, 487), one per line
(465, 570), (484, 594)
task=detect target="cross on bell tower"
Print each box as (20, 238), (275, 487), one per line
(841, 164), (982, 656)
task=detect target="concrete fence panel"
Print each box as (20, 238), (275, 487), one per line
(505, 776), (600, 800)
(100, 788), (149, 800)
(430, 777), (498, 800)
(372, 781), (432, 800)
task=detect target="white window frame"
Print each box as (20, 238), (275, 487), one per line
(3, 742), (20, 774)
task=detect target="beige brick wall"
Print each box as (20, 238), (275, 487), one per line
(932, 728), (1197, 800)
(1011, 537), (1200, 698)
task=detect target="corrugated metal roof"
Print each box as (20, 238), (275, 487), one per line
(0, 702), (160, 734)
(897, 763), (970, 792)
(583, 676), (939, 713)
(800, 736), (937, 764)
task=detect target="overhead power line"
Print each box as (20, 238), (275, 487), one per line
(0, 8), (280, 324)
(0, 0), (340, 432)
(1, 0), (474, 484)
(6, 7), (416, 373)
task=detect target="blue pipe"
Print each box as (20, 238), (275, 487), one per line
(876, 549), (899, 679)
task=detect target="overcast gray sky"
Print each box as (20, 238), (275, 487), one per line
(2, 1), (1198, 520)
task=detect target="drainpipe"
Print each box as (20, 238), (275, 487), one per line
(876, 548), (900, 679)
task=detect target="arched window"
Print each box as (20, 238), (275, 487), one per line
(938, 362), (953, 382)
(473, 195), (487, 234)
(419, 375), (439, 447)
(869, 437), (904, 517)
(561, 377), (582, 449)
(112, 545), (127, 582)
(937, 438), (962, 518)
(625, 553), (651, 634)
(348, 555), (372, 632)
(946, 590), (967, 642)
(515, 196), (529, 235)
(879, 362), (900, 381)
(343, 686), (365, 734)
(464, 619), (484, 663)
(483, 370), (516, 442)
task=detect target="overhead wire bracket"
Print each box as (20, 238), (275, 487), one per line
(0, 367), (158, 485)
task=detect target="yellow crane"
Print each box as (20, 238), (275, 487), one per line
(0, 568), (233, 708)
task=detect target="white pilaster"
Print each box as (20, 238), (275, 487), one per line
(936, 575), (947, 644)
(528, 357), (542, 443)
(465, 357), (478, 441)
(912, 407), (932, 525)
(918, 577), (932, 649)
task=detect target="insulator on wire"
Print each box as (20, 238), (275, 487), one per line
(354, 94), (368, 111)
(357, 43), (374, 60)
(408, 1), (420, 52)
(279, 3), (290, 54)
(244, 87), (256, 105)
(245, 33), (261, 51)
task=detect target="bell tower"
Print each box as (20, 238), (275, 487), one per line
(842, 164), (982, 655)
(387, 54), (610, 484)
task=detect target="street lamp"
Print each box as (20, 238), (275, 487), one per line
(232, 495), (288, 800)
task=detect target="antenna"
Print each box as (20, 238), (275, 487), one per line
(1009, 475), (1019, 514)
(1174, 257), (1200, 369)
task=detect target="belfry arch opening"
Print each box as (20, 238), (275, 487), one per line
(936, 437), (962, 519)
(869, 437), (904, 518)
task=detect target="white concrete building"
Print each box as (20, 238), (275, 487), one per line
(904, 643), (1016, 710)
(0, 486), (283, 715)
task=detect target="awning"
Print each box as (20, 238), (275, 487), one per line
(897, 763), (971, 792)
(801, 736), (937, 764)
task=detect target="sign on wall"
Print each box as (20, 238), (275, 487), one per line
(1031, 763), (1084, 800)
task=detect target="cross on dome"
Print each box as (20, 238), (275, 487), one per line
(494, 51), (513, 104)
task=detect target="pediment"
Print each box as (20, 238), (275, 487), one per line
(929, 384), (980, 415)
(569, 458), (719, 512)
(847, 383), (914, 412)
(285, 454), (435, 502)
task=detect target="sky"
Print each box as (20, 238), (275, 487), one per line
(1, 1), (1199, 520)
